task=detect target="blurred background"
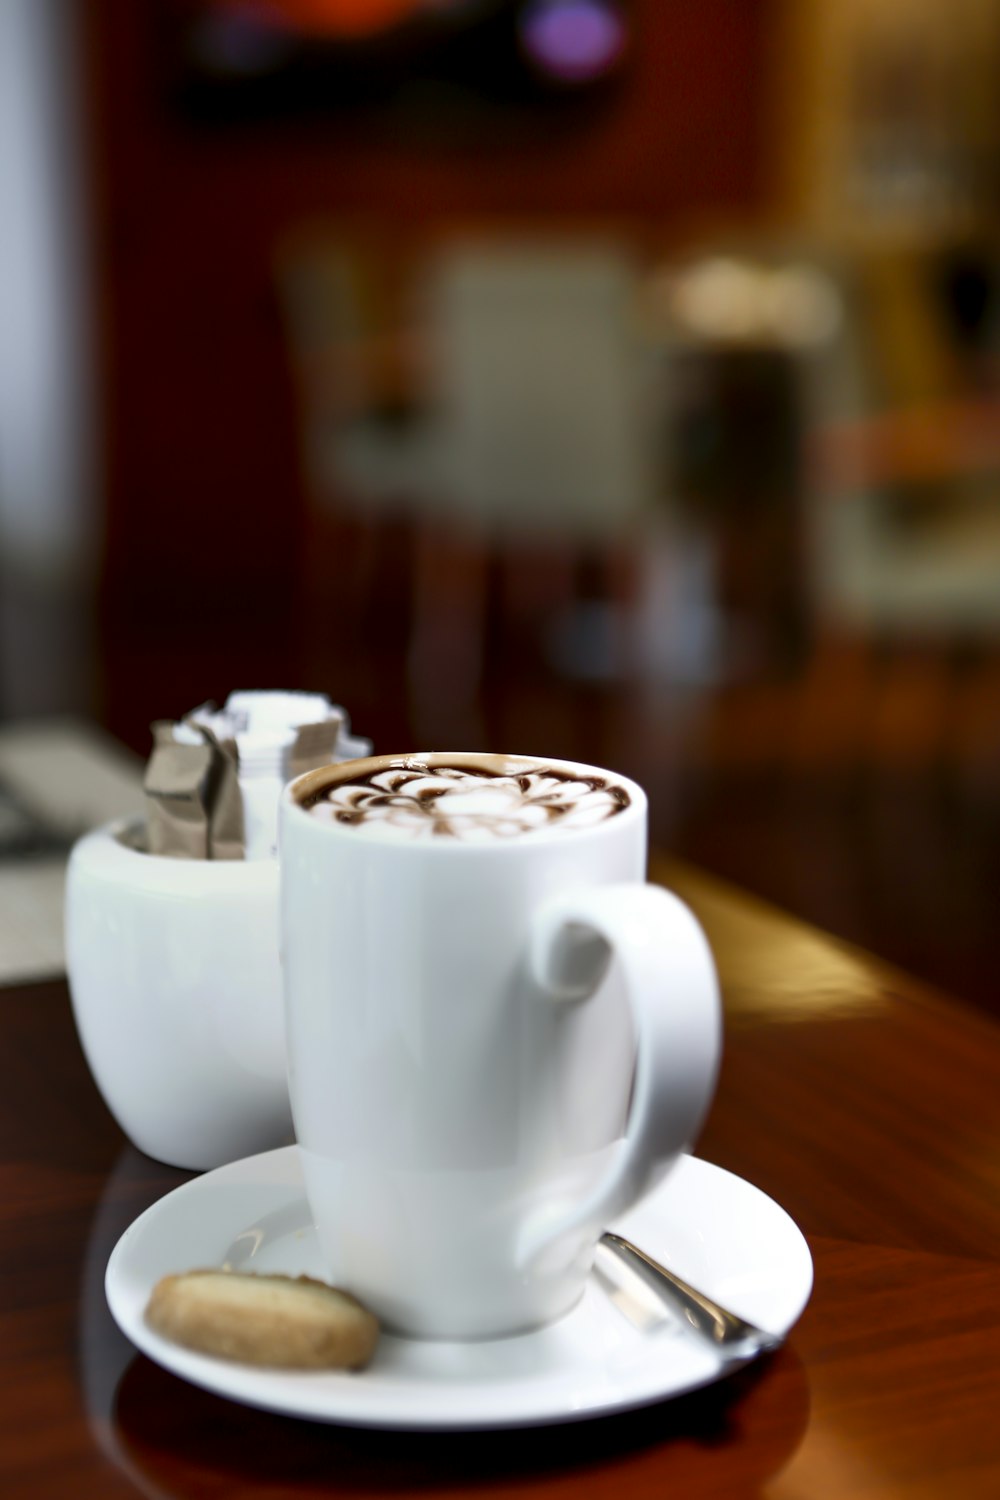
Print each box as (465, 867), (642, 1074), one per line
(3, 0), (1000, 1011)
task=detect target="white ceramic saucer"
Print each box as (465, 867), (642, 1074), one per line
(105, 1146), (812, 1430)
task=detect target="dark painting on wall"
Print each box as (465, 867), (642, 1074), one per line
(157, 0), (635, 127)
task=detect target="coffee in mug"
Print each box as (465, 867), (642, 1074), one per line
(280, 752), (721, 1340)
(298, 756), (631, 840)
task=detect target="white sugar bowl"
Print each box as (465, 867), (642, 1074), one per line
(65, 818), (291, 1171)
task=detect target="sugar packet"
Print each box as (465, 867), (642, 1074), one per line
(144, 720), (244, 860)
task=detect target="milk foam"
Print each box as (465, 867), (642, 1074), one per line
(304, 762), (629, 842)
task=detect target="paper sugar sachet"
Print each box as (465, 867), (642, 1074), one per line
(144, 692), (371, 860)
(144, 720), (244, 860)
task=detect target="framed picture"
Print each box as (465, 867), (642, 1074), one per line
(158, 0), (634, 124)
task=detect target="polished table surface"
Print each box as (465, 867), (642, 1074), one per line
(2, 857), (1000, 1498)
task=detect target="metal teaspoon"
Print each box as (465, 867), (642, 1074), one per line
(596, 1231), (784, 1365)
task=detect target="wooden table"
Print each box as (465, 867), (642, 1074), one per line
(2, 858), (999, 1498)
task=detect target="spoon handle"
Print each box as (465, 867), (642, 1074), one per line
(598, 1231), (784, 1363)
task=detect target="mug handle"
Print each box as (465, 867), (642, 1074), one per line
(517, 883), (721, 1267)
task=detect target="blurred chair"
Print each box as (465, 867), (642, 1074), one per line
(286, 235), (656, 529)
(417, 239), (654, 536)
(278, 230), (660, 728)
(814, 246), (1000, 635)
(408, 239), (657, 705)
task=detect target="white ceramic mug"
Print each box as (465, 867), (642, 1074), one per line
(66, 819), (292, 1171)
(279, 753), (721, 1340)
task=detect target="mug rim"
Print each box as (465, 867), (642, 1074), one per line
(281, 751), (647, 853)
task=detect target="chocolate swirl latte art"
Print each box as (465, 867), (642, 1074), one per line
(300, 759), (631, 842)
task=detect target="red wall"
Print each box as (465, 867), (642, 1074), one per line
(85, 0), (769, 745)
